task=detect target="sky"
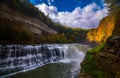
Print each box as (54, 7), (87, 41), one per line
(29, 0), (108, 28)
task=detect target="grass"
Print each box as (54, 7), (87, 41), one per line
(87, 43), (105, 53)
(82, 43), (106, 78)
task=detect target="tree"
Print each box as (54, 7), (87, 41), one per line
(105, 0), (120, 13)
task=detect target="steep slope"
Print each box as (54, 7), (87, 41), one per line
(81, 9), (120, 78)
(96, 9), (120, 78)
(0, 1), (57, 43)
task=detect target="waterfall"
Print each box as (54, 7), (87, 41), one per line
(0, 44), (89, 77)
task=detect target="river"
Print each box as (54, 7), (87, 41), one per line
(0, 44), (89, 78)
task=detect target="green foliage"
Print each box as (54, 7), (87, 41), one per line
(38, 20), (88, 43)
(82, 43), (106, 78)
(87, 43), (105, 53)
(47, 22), (88, 43)
(40, 34), (68, 43)
(83, 53), (105, 78)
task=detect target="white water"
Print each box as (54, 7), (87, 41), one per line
(59, 45), (88, 78)
(0, 44), (89, 78)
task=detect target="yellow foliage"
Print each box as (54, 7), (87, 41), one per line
(87, 15), (115, 43)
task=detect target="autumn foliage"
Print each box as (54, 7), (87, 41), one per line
(87, 15), (115, 43)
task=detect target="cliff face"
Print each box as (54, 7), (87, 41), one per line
(0, 2), (57, 43)
(80, 9), (120, 78)
(0, 6), (57, 35)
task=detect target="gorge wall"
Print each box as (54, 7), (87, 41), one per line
(0, 1), (57, 44)
(96, 9), (120, 78)
(80, 9), (120, 78)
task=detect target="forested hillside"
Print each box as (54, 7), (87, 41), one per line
(0, 0), (88, 44)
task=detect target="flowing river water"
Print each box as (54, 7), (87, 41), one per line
(0, 44), (89, 78)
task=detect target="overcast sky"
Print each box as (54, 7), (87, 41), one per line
(29, 0), (108, 28)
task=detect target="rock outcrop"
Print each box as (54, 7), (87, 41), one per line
(0, 8), (57, 35)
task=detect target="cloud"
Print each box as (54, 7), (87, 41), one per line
(36, 3), (57, 16)
(47, 0), (54, 5)
(36, 3), (108, 28)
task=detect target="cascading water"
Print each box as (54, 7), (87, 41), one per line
(0, 44), (89, 78)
